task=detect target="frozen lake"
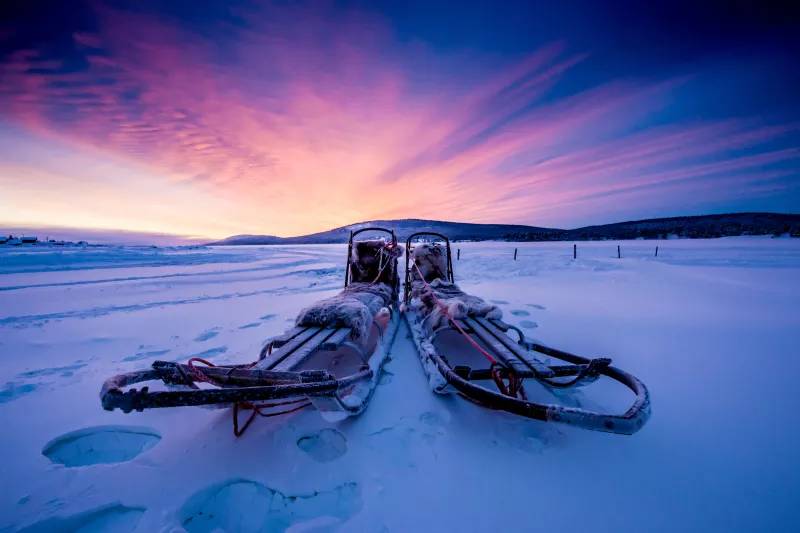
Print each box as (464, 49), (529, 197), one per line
(1, 237), (799, 532)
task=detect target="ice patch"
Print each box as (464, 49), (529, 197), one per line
(296, 429), (348, 462)
(510, 309), (530, 317)
(16, 503), (145, 533)
(42, 425), (161, 467)
(178, 479), (362, 532)
(520, 320), (538, 329)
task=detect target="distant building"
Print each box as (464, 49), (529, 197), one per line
(21, 236), (38, 244)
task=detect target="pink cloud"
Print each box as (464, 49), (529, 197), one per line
(0, 2), (797, 235)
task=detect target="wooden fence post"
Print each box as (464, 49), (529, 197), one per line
(457, 248), (460, 260)
(513, 248), (518, 261)
(655, 246), (659, 257)
(617, 245), (621, 259)
(573, 244), (577, 259)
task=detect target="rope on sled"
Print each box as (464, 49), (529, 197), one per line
(184, 357), (311, 437)
(410, 261), (526, 400)
(370, 239), (400, 284)
(233, 398), (312, 437)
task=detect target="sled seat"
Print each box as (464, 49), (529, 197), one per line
(258, 326), (353, 372)
(455, 317), (555, 378)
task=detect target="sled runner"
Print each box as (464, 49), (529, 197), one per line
(101, 228), (402, 434)
(403, 232), (650, 435)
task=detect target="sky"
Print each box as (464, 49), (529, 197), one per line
(1, 0), (799, 239)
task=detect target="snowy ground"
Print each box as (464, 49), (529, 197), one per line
(1, 237), (798, 532)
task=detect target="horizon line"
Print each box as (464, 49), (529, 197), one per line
(5, 210), (798, 244)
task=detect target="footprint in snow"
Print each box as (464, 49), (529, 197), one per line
(194, 328), (220, 342)
(0, 382), (38, 404)
(238, 314), (276, 329)
(42, 425), (161, 467)
(511, 425), (552, 454)
(417, 412), (449, 446)
(490, 299), (509, 305)
(17, 361), (88, 379)
(526, 303), (547, 310)
(419, 410), (450, 427)
(179, 479), (362, 532)
(297, 428), (348, 462)
(184, 346), (227, 361)
(122, 348), (170, 362)
(16, 503), (145, 533)
(520, 320), (538, 329)
(510, 310), (530, 317)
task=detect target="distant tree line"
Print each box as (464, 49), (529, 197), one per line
(501, 213), (800, 241)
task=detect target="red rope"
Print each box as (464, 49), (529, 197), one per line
(370, 240), (399, 284)
(233, 399), (311, 437)
(184, 356), (310, 437)
(411, 260), (526, 399)
(411, 261), (497, 364)
(186, 357), (219, 384)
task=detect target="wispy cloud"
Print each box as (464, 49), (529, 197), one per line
(0, 1), (797, 236)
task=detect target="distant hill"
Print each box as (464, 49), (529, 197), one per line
(212, 219), (560, 245)
(558, 213), (800, 241)
(210, 212), (800, 245)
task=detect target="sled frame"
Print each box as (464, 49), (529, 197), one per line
(403, 232), (651, 435)
(101, 227), (401, 417)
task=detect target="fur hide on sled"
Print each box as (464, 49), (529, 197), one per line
(407, 243), (501, 333)
(295, 239), (402, 343)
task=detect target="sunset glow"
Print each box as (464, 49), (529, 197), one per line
(2, 1), (798, 238)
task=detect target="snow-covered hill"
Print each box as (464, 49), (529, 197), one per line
(211, 212), (800, 245)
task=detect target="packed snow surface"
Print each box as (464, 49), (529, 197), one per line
(1, 238), (799, 531)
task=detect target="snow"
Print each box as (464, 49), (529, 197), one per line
(1, 237), (799, 532)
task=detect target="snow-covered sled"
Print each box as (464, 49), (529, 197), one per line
(100, 228), (402, 434)
(403, 232), (650, 435)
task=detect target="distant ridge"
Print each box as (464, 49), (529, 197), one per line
(210, 212), (800, 245)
